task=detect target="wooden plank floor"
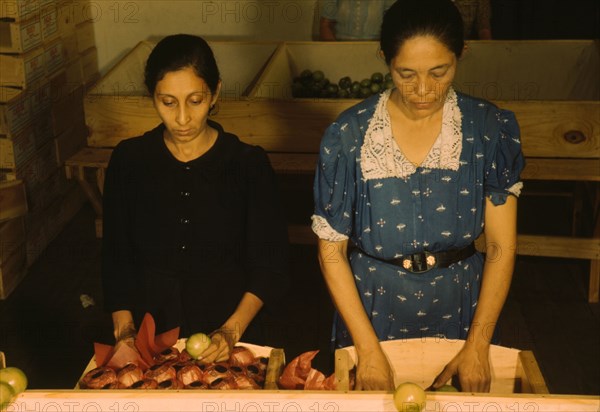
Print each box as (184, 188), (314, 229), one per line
(0, 189), (598, 394)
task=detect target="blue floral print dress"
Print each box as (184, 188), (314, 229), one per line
(312, 89), (525, 348)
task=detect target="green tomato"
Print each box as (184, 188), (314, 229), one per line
(351, 81), (361, 93)
(0, 367), (27, 395)
(185, 333), (211, 360)
(360, 87), (372, 98)
(312, 70), (325, 82)
(315, 78), (330, 90)
(0, 381), (15, 409)
(360, 78), (372, 88)
(338, 89), (350, 98)
(300, 69), (312, 79)
(393, 382), (425, 412)
(370, 83), (382, 94)
(371, 72), (384, 83)
(437, 384), (459, 392)
(338, 76), (352, 90)
(384, 79), (395, 90)
(385, 72), (393, 82)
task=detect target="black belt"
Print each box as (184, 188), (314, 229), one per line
(356, 242), (476, 274)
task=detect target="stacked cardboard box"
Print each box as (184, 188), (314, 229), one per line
(0, 179), (27, 299)
(0, 0), (97, 297)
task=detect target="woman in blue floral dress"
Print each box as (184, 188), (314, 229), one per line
(312, 0), (524, 392)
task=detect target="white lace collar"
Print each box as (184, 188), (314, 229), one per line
(360, 88), (463, 180)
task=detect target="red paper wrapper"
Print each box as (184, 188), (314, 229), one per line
(278, 350), (337, 390)
(93, 313), (180, 371)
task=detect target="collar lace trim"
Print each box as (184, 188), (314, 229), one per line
(361, 88), (462, 180)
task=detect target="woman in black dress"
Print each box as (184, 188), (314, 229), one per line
(101, 34), (289, 363)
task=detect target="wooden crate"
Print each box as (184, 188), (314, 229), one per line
(0, 45), (46, 88)
(42, 37), (67, 77)
(245, 40), (600, 154)
(0, 240), (27, 299)
(79, 46), (98, 86)
(56, 0), (76, 36)
(0, 179), (27, 222)
(74, 20), (94, 53)
(0, 216), (25, 263)
(54, 122), (87, 165)
(335, 338), (548, 394)
(0, 73), (69, 137)
(8, 139), (60, 197)
(84, 40), (280, 147)
(0, 16), (43, 53)
(75, 340), (285, 390)
(0, 38), (66, 89)
(0, 127), (36, 169)
(0, 188), (27, 300)
(24, 183), (86, 266)
(60, 31), (78, 63)
(0, 198), (27, 300)
(51, 84), (85, 135)
(0, 0), (40, 21)
(40, 3), (59, 42)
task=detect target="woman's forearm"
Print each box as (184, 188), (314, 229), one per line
(219, 292), (264, 343)
(318, 239), (380, 353)
(112, 310), (136, 341)
(466, 196), (517, 351)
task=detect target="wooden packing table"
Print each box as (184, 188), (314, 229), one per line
(8, 391), (600, 412)
(8, 338), (600, 411)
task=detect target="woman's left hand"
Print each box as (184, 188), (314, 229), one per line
(196, 328), (238, 364)
(431, 345), (491, 392)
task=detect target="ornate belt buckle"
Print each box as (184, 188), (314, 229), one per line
(402, 251), (437, 273)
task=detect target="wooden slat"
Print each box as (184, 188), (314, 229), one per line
(516, 234), (600, 260)
(500, 100), (600, 159)
(334, 349), (351, 391)
(517, 351), (550, 394)
(64, 147), (111, 168)
(522, 158), (600, 181)
(264, 348), (285, 390)
(589, 210), (600, 303)
(86, 96), (600, 161)
(267, 153), (317, 174)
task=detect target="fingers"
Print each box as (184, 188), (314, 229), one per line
(197, 334), (230, 364)
(432, 365), (453, 389)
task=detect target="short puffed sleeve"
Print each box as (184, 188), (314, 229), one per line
(484, 108), (525, 205)
(311, 120), (356, 241)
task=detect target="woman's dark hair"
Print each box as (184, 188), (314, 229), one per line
(144, 34), (220, 95)
(380, 0), (464, 65)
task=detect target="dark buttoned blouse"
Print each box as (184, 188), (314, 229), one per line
(101, 121), (289, 339)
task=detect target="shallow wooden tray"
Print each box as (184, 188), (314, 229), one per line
(74, 339), (285, 390)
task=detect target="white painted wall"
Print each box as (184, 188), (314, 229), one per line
(90, 0), (319, 74)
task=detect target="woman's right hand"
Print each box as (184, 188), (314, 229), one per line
(355, 347), (395, 390)
(112, 310), (137, 344)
